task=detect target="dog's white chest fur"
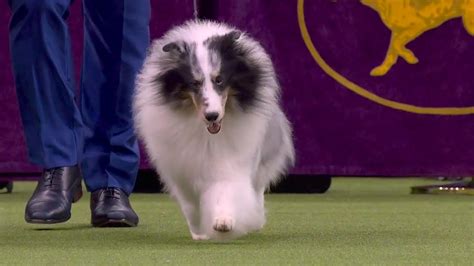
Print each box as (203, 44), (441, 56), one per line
(143, 105), (266, 187)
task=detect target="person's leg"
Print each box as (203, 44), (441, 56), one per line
(81, 0), (150, 226)
(9, 0), (82, 168)
(9, 0), (83, 224)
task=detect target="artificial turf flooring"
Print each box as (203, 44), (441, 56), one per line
(0, 178), (472, 265)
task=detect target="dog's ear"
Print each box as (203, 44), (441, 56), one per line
(163, 42), (181, 53)
(227, 30), (242, 41)
(222, 31), (242, 46)
(162, 41), (195, 62)
(163, 41), (191, 55)
(206, 30), (243, 55)
(214, 30), (242, 51)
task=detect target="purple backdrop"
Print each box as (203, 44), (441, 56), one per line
(1, 0), (474, 177)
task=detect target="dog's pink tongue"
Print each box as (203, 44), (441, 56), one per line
(207, 122), (221, 134)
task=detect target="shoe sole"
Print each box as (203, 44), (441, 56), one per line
(92, 219), (137, 228)
(25, 216), (71, 224)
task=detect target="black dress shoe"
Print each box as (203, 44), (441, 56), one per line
(90, 188), (139, 227)
(25, 166), (83, 224)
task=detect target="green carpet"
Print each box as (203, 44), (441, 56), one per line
(0, 178), (472, 265)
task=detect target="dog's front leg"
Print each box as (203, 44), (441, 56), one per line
(170, 186), (208, 240)
(370, 32), (400, 76)
(200, 181), (237, 234)
(199, 177), (263, 240)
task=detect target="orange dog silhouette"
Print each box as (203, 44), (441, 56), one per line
(362, 0), (474, 76)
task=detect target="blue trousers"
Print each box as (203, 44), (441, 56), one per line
(8, 0), (150, 194)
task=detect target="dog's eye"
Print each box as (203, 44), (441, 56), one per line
(192, 80), (203, 87)
(214, 75), (223, 85)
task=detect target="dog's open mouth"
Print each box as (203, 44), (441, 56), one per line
(207, 121), (222, 134)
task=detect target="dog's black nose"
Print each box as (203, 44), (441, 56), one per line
(205, 112), (219, 122)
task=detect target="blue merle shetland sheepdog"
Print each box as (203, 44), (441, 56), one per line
(133, 20), (294, 241)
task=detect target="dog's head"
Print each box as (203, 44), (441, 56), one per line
(157, 30), (261, 134)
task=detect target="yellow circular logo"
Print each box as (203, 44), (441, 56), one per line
(297, 0), (474, 115)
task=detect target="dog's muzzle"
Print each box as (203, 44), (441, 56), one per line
(207, 121), (222, 134)
(205, 112), (222, 134)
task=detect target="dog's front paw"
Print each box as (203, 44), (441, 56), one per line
(191, 232), (210, 241)
(213, 216), (234, 232)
